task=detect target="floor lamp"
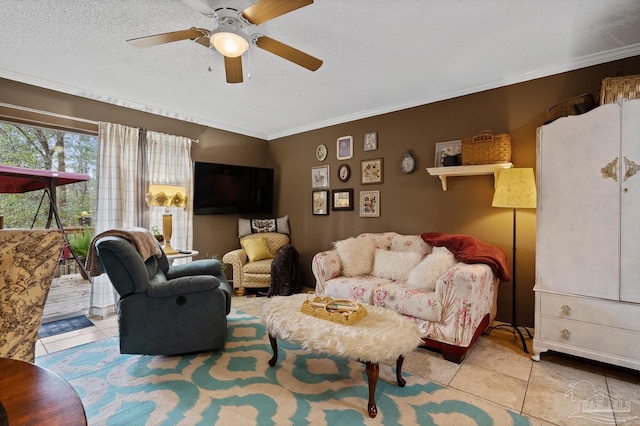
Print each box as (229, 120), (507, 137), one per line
(145, 184), (188, 255)
(490, 168), (537, 353)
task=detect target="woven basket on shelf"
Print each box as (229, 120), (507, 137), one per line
(461, 130), (511, 166)
(546, 93), (596, 123)
(600, 74), (640, 105)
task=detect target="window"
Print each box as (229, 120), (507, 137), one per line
(0, 122), (97, 229)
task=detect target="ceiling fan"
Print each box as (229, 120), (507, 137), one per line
(127, 0), (323, 83)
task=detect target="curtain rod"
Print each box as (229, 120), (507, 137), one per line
(140, 128), (199, 143)
(0, 102), (199, 143)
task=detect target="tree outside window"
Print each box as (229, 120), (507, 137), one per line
(0, 122), (97, 229)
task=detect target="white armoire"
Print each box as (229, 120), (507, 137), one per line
(534, 98), (640, 371)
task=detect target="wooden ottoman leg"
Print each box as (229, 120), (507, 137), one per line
(365, 362), (379, 418)
(396, 355), (406, 387)
(268, 334), (278, 367)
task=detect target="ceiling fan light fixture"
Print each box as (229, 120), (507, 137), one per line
(210, 31), (249, 58)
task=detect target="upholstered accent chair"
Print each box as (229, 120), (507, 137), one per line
(94, 235), (231, 355)
(223, 232), (290, 295)
(0, 229), (65, 362)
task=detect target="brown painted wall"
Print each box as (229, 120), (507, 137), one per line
(190, 128), (271, 263)
(2, 54), (639, 327)
(270, 56), (640, 326)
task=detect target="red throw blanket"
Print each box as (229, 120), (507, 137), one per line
(421, 232), (511, 282)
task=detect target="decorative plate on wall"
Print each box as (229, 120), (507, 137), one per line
(338, 164), (351, 182)
(316, 144), (327, 161)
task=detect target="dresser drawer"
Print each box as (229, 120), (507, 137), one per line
(539, 316), (640, 360)
(539, 292), (640, 332)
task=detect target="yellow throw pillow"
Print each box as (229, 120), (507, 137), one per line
(241, 237), (274, 262)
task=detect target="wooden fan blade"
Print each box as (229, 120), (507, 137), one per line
(127, 28), (208, 48)
(224, 56), (243, 83)
(242, 0), (313, 25)
(255, 35), (322, 71)
(193, 35), (211, 48)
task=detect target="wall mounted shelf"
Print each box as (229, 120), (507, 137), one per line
(426, 163), (513, 191)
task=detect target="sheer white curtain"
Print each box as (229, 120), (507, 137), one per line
(95, 123), (142, 231)
(92, 122), (140, 316)
(91, 124), (193, 316)
(146, 131), (193, 253)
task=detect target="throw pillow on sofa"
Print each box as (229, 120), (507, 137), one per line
(335, 237), (375, 276)
(372, 249), (422, 281)
(407, 246), (457, 292)
(389, 235), (432, 257)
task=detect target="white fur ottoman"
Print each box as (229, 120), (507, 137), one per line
(260, 293), (423, 418)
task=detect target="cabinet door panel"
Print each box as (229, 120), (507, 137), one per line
(621, 99), (640, 303)
(537, 104), (620, 299)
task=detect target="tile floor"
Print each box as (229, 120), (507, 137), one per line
(36, 285), (640, 426)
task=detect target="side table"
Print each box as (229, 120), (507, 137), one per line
(166, 250), (199, 265)
(0, 357), (87, 425)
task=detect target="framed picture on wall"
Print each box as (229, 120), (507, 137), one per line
(359, 190), (380, 217)
(434, 140), (462, 167)
(332, 188), (354, 210)
(364, 132), (378, 151)
(361, 158), (383, 184)
(312, 190), (329, 215)
(337, 136), (353, 160)
(311, 165), (330, 189)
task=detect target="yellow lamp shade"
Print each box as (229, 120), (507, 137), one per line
(492, 168), (537, 209)
(145, 184), (187, 255)
(145, 184), (188, 208)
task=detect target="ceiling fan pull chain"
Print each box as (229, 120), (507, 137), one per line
(247, 49), (252, 80)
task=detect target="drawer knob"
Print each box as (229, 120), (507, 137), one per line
(560, 305), (571, 316)
(561, 329), (571, 340)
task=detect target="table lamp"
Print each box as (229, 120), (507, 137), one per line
(145, 184), (187, 255)
(490, 168), (537, 352)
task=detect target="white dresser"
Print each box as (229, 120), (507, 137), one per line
(533, 98), (640, 371)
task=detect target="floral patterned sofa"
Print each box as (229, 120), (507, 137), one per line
(312, 232), (510, 363)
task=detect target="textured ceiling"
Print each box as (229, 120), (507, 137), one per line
(1, 0), (640, 140)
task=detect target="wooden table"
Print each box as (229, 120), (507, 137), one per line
(0, 357), (87, 425)
(261, 294), (424, 418)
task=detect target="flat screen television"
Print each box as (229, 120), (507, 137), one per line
(193, 161), (274, 215)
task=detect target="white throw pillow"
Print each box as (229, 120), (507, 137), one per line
(406, 247), (457, 292)
(372, 249), (422, 281)
(335, 237), (376, 276)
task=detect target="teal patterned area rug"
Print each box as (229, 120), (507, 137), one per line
(36, 310), (530, 426)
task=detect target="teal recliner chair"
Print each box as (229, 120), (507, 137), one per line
(94, 236), (231, 355)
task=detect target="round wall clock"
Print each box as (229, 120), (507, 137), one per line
(316, 144), (327, 161)
(338, 164), (351, 182)
(401, 151), (416, 174)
